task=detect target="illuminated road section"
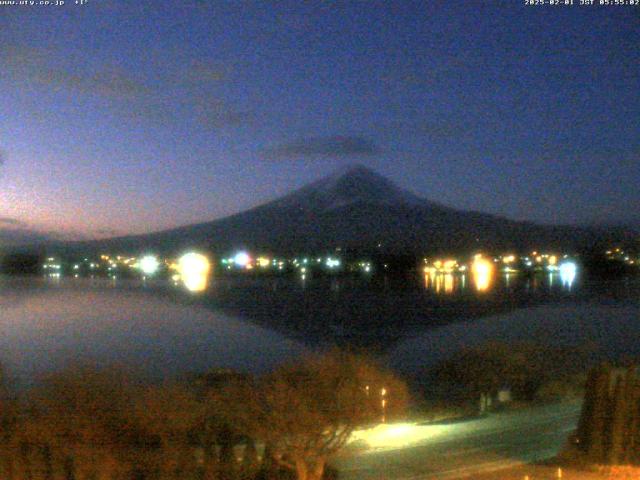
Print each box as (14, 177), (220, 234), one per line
(335, 402), (581, 480)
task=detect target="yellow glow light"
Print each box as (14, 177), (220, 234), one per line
(442, 260), (457, 273)
(444, 273), (454, 293)
(257, 257), (270, 268)
(502, 255), (516, 264)
(178, 252), (211, 292)
(472, 255), (494, 292)
(349, 422), (448, 451)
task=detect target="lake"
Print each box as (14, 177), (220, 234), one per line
(1, 271), (639, 385)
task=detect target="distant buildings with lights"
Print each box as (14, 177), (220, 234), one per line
(2, 243), (640, 291)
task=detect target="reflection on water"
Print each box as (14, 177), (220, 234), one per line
(424, 271), (455, 294)
(1, 269), (638, 386)
(390, 302), (640, 374)
(504, 272), (513, 288)
(0, 281), (305, 383)
(422, 267), (579, 296)
(471, 255), (494, 292)
(560, 261), (577, 288)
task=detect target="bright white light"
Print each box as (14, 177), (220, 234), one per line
(559, 261), (577, 287)
(326, 257), (341, 268)
(178, 252), (211, 292)
(139, 255), (160, 275)
(349, 422), (448, 451)
(233, 251), (250, 267)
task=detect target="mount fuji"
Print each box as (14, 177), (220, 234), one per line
(42, 165), (634, 255)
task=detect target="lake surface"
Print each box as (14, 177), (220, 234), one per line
(0, 277), (306, 384)
(1, 271), (639, 384)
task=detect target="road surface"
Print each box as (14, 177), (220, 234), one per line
(334, 402), (582, 480)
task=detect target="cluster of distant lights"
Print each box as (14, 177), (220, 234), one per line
(42, 247), (590, 294)
(606, 248), (639, 266)
(43, 250), (353, 285)
(42, 257), (63, 278)
(42, 252), (212, 292)
(423, 252), (579, 292)
(135, 252), (212, 292)
(219, 252), (347, 278)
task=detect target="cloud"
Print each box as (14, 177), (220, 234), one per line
(123, 95), (249, 130)
(1, 46), (150, 99)
(195, 100), (252, 129)
(0, 216), (84, 247)
(181, 60), (227, 84)
(2, 45), (251, 131)
(0, 227), (53, 247)
(415, 120), (470, 140)
(94, 228), (122, 237)
(0, 217), (27, 228)
(263, 136), (380, 159)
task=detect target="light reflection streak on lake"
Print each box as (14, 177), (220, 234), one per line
(422, 268), (579, 296)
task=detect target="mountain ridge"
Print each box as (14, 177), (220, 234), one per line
(15, 165), (638, 256)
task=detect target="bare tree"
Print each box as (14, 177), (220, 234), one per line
(20, 366), (137, 480)
(220, 349), (410, 480)
(0, 362), (18, 480)
(133, 383), (206, 480)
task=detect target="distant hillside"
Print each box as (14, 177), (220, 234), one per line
(37, 165), (638, 257)
(0, 228), (55, 248)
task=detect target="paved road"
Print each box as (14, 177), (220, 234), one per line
(334, 402), (582, 480)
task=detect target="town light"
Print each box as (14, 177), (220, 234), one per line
(472, 255), (494, 292)
(326, 257), (341, 268)
(178, 252), (211, 292)
(442, 260), (457, 273)
(502, 255), (516, 264)
(559, 261), (577, 287)
(233, 251), (251, 267)
(139, 255), (160, 275)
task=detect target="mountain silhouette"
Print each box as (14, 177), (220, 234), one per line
(37, 165), (636, 256)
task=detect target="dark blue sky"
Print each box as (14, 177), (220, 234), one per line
(1, 1), (638, 240)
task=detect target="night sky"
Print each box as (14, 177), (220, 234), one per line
(1, 1), (638, 242)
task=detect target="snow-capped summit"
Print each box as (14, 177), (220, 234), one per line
(270, 164), (426, 212)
